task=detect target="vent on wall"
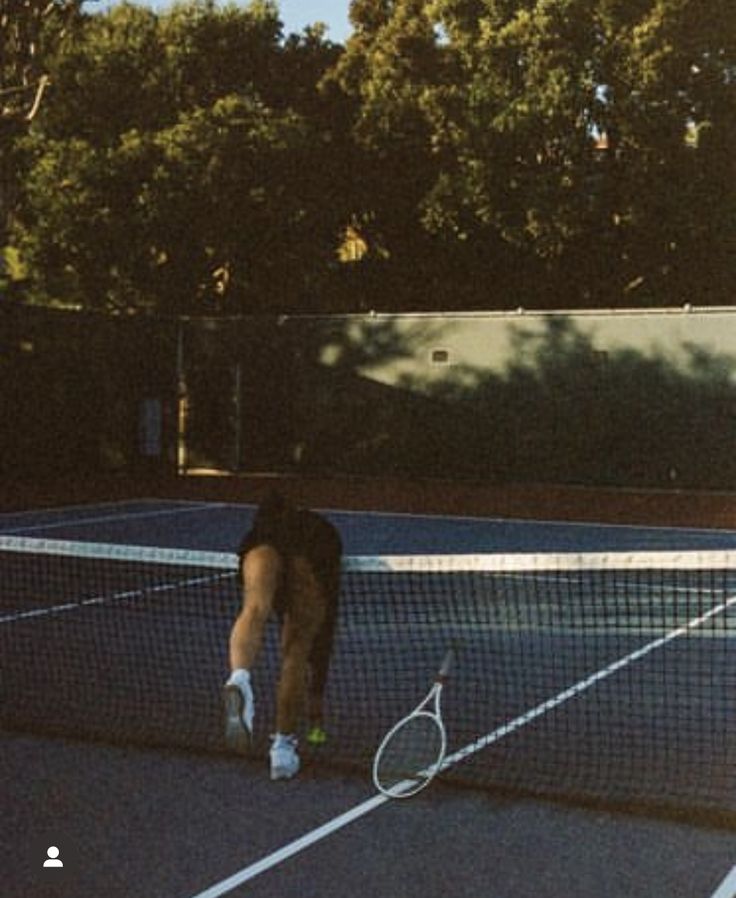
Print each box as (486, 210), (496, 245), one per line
(430, 349), (451, 366)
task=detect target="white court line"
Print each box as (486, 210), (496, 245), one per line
(222, 496), (736, 538)
(188, 794), (389, 898)
(710, 866), (736, 898)
(442, 589), (736, 770)
(0, 499), (138, 521)
(184, 590), (736, 898)
(0, 570), (233, 625)
(0, 498), (208, 523)
(0, 502), (226, 535)
(309, 505), (736, 538)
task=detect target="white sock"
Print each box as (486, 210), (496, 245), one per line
(228, 668), (251, 691)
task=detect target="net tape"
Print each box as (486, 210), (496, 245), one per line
(4, 534), (736, 571)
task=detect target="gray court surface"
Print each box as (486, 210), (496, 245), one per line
(2, 499), (736, 898)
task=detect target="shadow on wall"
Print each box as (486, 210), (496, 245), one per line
(287, 315), (736, 490)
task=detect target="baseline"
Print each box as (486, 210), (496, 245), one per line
(0, 501), (227, 535)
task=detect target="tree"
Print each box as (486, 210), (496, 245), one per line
(1, 0), (88, 263)
(11, 1), (352, 312)
(11, 0), (733, 313)
(0, 0), (85, 126)
(325, 0), (457, 307)
(328, 0), (736, 308)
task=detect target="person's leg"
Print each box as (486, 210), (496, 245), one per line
(229, 544), (283, 671)
(306, 566), (340, 743)
(224, 545), (283, 752)
(271, 556), (327, 779)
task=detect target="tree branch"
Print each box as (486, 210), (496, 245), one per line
(25, 73), (50, 120)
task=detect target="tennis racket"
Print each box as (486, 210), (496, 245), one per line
(372, 645), (457, 799)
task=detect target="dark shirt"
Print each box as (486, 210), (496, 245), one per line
(238, 496), (342, 614)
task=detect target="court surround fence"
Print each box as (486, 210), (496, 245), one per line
(3, 302), (736, 491)
(178, 307), (736, 490)
(1, 302), (178, 481)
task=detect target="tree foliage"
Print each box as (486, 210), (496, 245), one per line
(0, 0), (85, 125)
(1, 0), (89, 261)
(334, 0), (736, 307)
(5, 0), (735, 312)
(11, 1), (350, 311)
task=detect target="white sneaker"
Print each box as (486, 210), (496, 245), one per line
(223, 673), (254, 754)
(270, 733), (300, 780)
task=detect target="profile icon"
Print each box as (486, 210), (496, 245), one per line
(43, 846), (63, 868)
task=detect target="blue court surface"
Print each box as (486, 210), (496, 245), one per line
(3, 499), (736, 898)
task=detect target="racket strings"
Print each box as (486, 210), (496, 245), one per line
(374, 712), (446, 797)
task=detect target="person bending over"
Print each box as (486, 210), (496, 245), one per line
(223, 493), (342, 780)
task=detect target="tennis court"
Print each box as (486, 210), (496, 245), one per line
(3, 496), (736, 897)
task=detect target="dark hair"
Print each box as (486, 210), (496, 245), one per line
(255, 490), (289, 526)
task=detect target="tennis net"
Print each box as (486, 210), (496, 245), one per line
(2, 535), (736, 823)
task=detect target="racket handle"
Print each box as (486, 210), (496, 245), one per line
(438, 647), (456, 680)
(438, 639), (463, 680)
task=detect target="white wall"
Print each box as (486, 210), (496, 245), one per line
(292, 307), (736, 393)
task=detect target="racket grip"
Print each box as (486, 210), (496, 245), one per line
(438, 639), (464, 679)
(438, 647), (456, 679)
